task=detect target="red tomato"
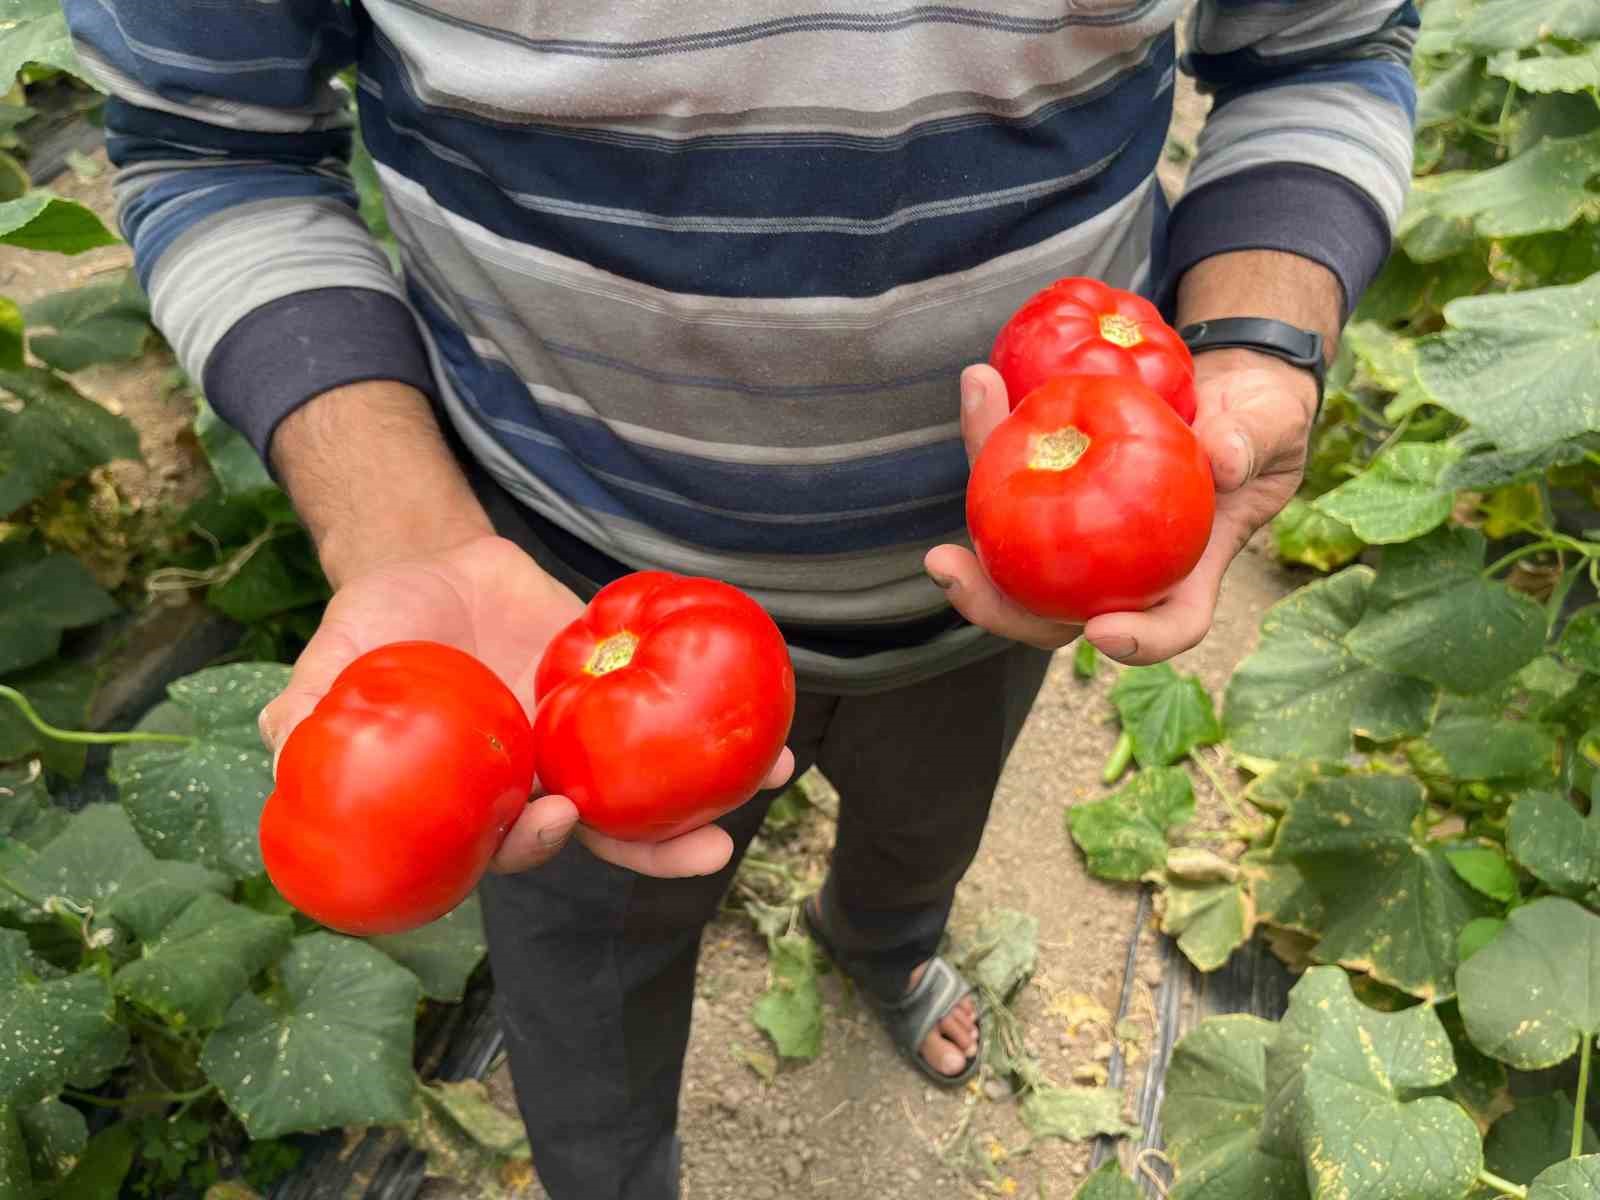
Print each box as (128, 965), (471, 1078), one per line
(990, 277), (1197, 424)
(260, 642), (536, 936)
(967, 375), (1215, 623)
(534, 572), (796, 842)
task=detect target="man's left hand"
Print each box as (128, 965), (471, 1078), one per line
(924, 350), (1316, 663)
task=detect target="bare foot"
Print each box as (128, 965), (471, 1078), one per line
(908, 960), (980, 1077)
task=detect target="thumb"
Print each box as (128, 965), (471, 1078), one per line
(1193, 392), (1311, 494)
(959, 363), (1011, 468)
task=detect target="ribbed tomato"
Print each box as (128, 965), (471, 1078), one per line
(533, 572), (796, 842)
(990, 277), (1197, 423)
(260, 642), (536, 936)
(966, 375), (1214, 623)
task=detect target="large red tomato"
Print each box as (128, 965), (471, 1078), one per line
(260, 642), (537, 936)
(534, 572), (796, 842)
(990, 277), (1197, 423)
(967, 375), (1215, 623)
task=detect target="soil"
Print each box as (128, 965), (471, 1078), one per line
(4, 50), (1296, 1200)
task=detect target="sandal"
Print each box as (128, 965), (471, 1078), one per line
(802, 896), (983, 1087)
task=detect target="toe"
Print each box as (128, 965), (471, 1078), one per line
(920, 1028), (969, 1076)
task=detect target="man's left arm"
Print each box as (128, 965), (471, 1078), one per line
(927, 1), (1417, 662)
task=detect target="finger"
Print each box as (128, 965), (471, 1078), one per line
(925, 544), (1081, 651)
(763, 747), (796, 791)
(487, 794), (583, 873)
(958, 363), (1011, 468)
(1193, 378), (1315, 494)
(259, 618), (368, 771)
(1084, 505), (1253, 665)
(576, 822), (737, 878)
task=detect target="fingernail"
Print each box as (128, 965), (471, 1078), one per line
(1232, 432), (1255, 480)
(537, 820), (577, 847)
(1094, 635), (1138, 661)
(961, 375), (984, 412)
(929, 573), (956, 591)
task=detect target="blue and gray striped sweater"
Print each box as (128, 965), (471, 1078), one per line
(64, 0), (1417, 690)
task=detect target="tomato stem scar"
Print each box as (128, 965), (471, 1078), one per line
(586, 632), (640, 676)
(1029, 427), (1091, 472)
(1098, 313), (1143, 348)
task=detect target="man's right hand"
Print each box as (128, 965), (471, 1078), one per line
(257, 380), (784, 879)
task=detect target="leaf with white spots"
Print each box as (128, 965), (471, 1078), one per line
(368, 893), (486, 1003)
(1530, 1157), (1600, 1199)
(111, 663), (290, 878)
(1262, 968), (1482, 1200)
(0, 930), (128, 1107)
(1457, 897), (1600, 1070)
(200, 932), (420, 1138)
(114, 892), (292, 1030)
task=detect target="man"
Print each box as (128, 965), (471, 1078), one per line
(63, 2), (1416, 1195)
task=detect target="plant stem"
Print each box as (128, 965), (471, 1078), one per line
(1101, 732), (1133, 784)
(1477, 1168), (1528, 1198)
(1575, 1035), (1594, 1160)
(63, 1084), (213, 1109)
(0, 687), (192, 747)
(1482, 539), (1568, 580)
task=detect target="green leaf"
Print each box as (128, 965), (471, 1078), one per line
(1066, 767), (1194, 882)
(0, 297), (20, 370)
(111, 663), (290, 878)
(7, 803), (154, 912)
(1458, 916), (1504, 962)
(1458, 897), (1600, 1070)
(113, 892), (292, 1029)
(1560, 606), (1600, 673)
(1262, 968), (1482, 1200)
(404, 1079), (531, 1186)
(0, 547), (117, 674)
(1161, 1014), (1308, 1200)
(18, 1095), (86, 1181)
(205, 536), (329, 624)
(1415, 715), (1560, 794)
(1405, 131), (1600, 252)
(49, 1123), (136, 1200)
(23, 273), (151, 372)
(1272, 498), (1364, 573)
(0, 1107), (26, 1199)
(1346, 526), (1547, 695)
(1073, 1161), (1140, 1200)
(1311, 443), (1458, 544)
(1530, 1156), (1600, 1199)
(752, 931), (823, 1061)
(1491, 44), (1600, 93)
(1223, 567), (1436, 761)
(1416, 274), (1600, 454)
(200, 932), (420, 1138)
(1161, 878), (1251, 973)
(1017, 1086), (1136, 1143)
(1508, 789), (1600, 898)
(0, 365), (140, 513)
(1441, 439), (1590, 492)
(1073, 639), (1100, 680)
(0, 0), (91, 84)
(1444, 847), (1519, 903)
(0, 930), (127, 1106)
(1246, 856), (1327, 937)
(1459, 0), (1600, 52)
(0, 762), (62, 849)
(1110, 664), (1222, 767)
(0, 658), (97, 778)
(1276, 775), (1495, 1000)
(958, 907), (1038, 1000)
(0, 191), (117, 254)
(1484, 1093), (1600, 1187)
(193, 399), (277, 501)
(368, 893), (487, 1003)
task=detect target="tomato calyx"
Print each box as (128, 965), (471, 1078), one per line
(1097, 312), (1144, 349)
(586, 631), (640, 676)
(1028, 426), (1091, 472)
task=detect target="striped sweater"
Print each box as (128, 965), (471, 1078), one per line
(64, 0), (1417, 692)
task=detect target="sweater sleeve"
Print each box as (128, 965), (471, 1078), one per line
(1163, 0), (1420, 319)
(60, 0), (435, 458)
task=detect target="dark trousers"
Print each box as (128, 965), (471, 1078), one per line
(464, 458), (1052, 1199)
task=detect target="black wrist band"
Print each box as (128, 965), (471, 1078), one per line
(1178, 317), (1328, 419)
